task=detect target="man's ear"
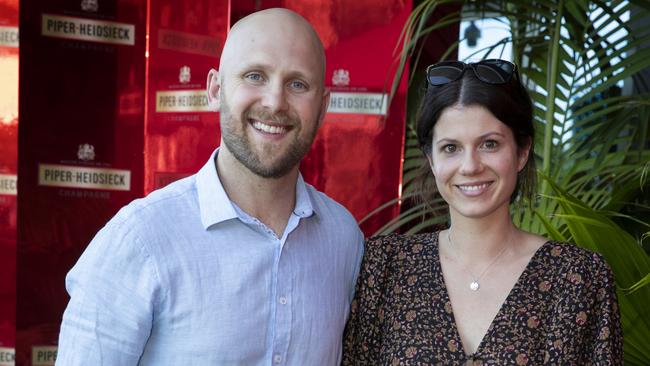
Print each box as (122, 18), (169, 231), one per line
(316, 88), (331, 128)
(206, 69), (221, 112)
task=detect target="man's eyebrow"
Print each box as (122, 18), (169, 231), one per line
(237, 63), (271, 72)
(238, 63), (314, 80)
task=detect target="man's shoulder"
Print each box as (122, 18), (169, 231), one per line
(67, 175), (199, 283)
(111, 174), (198, 228)
(304, 183), (357, 224)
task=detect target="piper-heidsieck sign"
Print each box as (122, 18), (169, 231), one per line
(41, 14), (134, 45)
(158, 29), (220, 57)
(38, 164), (131, 191)
(0, 26), (19, 48)
(154, 65), (211, 114)
(328, 92), (388, 115)
(0, 174), (17, 196)
(0, 347), (15, 366)
(31, 346), (56, 366)
(155, 88), (211, 113)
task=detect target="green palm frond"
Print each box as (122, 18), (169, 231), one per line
(540, 175), (650, 363)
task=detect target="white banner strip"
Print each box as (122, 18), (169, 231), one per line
(32, 346), (57, 366)
(0, 346), (15, 366)
(328, 92), (387, 115)
(0, 26), (19, 48)
(0, 174), (17, 195)
(156, 89), (210, 113)
(42, 14), (135, 46)
(38, 164), (131, 191)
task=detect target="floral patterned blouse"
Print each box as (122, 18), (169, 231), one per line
(342, 232), (623, 365)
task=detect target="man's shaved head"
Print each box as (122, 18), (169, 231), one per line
(219, 8), (326, 85)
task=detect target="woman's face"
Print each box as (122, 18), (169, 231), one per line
(429, 104), (529, 220)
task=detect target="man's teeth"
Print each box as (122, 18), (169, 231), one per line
(458, 183), (489, 191)
(252, 121), (287, 134)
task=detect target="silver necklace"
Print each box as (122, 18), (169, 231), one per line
(447, 230), (509, 291)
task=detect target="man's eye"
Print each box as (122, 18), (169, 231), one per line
(289, 80), (307, 90)
(245, 73), (263, 82)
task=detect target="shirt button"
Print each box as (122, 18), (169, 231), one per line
(273, 354), (282, 363)
(278, 296), (287, 305)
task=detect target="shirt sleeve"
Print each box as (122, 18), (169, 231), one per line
(585, 255), (623, 364)
(348, 227), (366, 302)
(342, 235), (391, 366)
(56, 215), (163, 366)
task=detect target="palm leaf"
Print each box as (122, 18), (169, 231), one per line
(540, 174), (650, 363)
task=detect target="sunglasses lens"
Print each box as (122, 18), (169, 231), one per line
(427, 62), (464, 86)
(475, 60), (514, 84)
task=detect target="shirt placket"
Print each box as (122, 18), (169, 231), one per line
(238, 208), (302, 366)
(271, 213), (301, 366)
(271, 242), (292, 366)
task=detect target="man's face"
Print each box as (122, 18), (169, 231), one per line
(214, 15), (329, 178)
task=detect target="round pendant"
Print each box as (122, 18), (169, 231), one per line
(469, 281), (480, 291)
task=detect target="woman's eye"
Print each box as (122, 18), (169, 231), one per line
(482, 140), (499, 150)
(442, 144), (457, 153)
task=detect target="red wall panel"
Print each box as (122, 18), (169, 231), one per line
(17, 0), (228, 364)
(0, 0), (19, 363)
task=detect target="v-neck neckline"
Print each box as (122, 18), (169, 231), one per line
(432, 231), (552, 357)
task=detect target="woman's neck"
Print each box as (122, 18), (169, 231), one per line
(446, 208), (520, 260)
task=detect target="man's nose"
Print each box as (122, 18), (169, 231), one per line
(459, 150), (483, 175)
(261, 82), (289, 114)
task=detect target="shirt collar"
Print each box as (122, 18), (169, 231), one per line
(196, 149), (238, 229)
(196, 148), (316, 229)
(293, 174), (315, 219)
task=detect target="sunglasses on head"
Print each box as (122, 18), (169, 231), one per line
(426, 59), (518, 87)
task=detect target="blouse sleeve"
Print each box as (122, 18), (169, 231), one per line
(545, 247), (623, 365)
(342, 235), (392, 366)
(585, 255), (623, 364)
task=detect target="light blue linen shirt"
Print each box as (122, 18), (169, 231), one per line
(56, 149), (365, 366)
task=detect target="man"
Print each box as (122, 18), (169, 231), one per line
(56, 8), (364, 365)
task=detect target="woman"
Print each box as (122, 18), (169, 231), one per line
(342, 59), (622, 365)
